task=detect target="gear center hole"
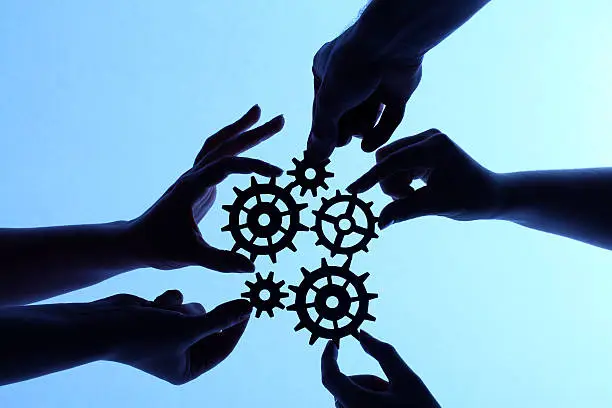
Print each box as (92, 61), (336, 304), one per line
(326, 295), (339, 309)
(338, 217), (352, 232)
(259, 289), (271, 301)
(304, 168), (317, 180)
(258, 213), (271, 227)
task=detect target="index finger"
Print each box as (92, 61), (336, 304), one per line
(347, 146), (427, 194)
(321, 341), (366, 406)
(308, 64), (380, 161)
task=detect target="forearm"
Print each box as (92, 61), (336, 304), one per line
(0, 221), (144, 306)
(0, 305), (108, 385)
(496, 169), (612, 250)
(346, 0), (491, 63)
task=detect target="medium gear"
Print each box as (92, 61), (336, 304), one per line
(241, 271), (289, 318)
(287, 258), (377, 347)
(312, 190), (379, 258)
(286, 151), (334, 197)
(222, 176), (309, 263)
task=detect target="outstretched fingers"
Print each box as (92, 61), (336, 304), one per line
(206, 115), (284, 163)
(195, 105), (262, 165)
(378, 187), (441, 229)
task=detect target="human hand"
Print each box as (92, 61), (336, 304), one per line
(347, 129), (502, 228)
(321, 331), (441, 408)
(307, 32), (422, 160)
(129, 105), (284, 272)
(88, 290), (252, 385)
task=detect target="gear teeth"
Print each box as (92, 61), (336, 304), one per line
(365, 313), (376, 322)
(342, 258), (352, 269)
(321, 182), (329, 190)
(289, 285), (299, 293)
(222, 176), (308, 264)
(222, 205), (233, 212)
(300, 267), (310, 277)
(310, 190), (379, 259)
(288, 260), (377, 346)
(285, 152), (334, 197)
(242, 271), (288, 319)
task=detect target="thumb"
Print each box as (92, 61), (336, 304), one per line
(194, 244), (255, 273)
(184, 299), (252, 344)
(378, 187), (441, 229)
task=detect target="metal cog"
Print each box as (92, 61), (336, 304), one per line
(287, 258), (377, 347)
(311, 190), (379, 258)
(222, 176), (309, 263)
(241, 271), (289, 318)
(286, 151), (334, 197)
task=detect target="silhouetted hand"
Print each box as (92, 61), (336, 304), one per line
(92, 290), (252, 385)
(321, 331), (441, 408)
(307, 35), (422, 160)
(347, 129), (501, 228)
(130, 105), (284, 272)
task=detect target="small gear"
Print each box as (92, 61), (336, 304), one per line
(241, 271), (289, 318)
(312, 190), (379, 258)
(222, 176), (309, 263)
(287, 258), (377, 347)
(286, 151), (334, 197)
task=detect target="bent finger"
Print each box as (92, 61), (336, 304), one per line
(376, 128), (441, 161)
(194, 244), (255, 273)
(361, 102), (407, 153)
(194, 157), (283, 190)
(378, 187), (441, 229)
(359, 331), (413, 385)
(321, 341), (365, 406)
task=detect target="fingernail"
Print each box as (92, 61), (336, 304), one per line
(378, 219), (393, 230)
(250, 104), (260, 112)
(226, 299), (253, 317)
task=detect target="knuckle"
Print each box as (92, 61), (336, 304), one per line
(430, 131), (450, 145)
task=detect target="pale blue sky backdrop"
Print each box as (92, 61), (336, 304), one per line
(1, 1), (612, 407)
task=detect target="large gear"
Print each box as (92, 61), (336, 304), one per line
(287, 258), (377, 347)
(311, 190), (379, 258)
(222, 176), (309, 263)
(286, 151), (334, 197)
(241, 271), (289, 318)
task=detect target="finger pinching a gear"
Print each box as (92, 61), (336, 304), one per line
(287, 258), (377, 347)
(286, 151), (334, 197)
(312, 190), (379, 258)
(222, 177), (309, 263)
(241, 272), (289, 318)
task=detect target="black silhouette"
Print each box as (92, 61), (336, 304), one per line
(241, 271), (289, 318)
(222, 176), (309, 263)
(286, 151), (334, 197)
(288, 258), (377, 347)
(0, 105), (284, 385)
(306, 0), (490, 161)
(321, 331), (441, 408)
(312, 190), (379, 258)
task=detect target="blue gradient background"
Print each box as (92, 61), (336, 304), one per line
(1, 1), (612, 407)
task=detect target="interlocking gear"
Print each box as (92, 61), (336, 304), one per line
(222, 176), (309, 263)
(241, 271), (289, 318)
(286, 151), (334, 197)
(287, 258), (377, 347)
(311, 190), (379, 258)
